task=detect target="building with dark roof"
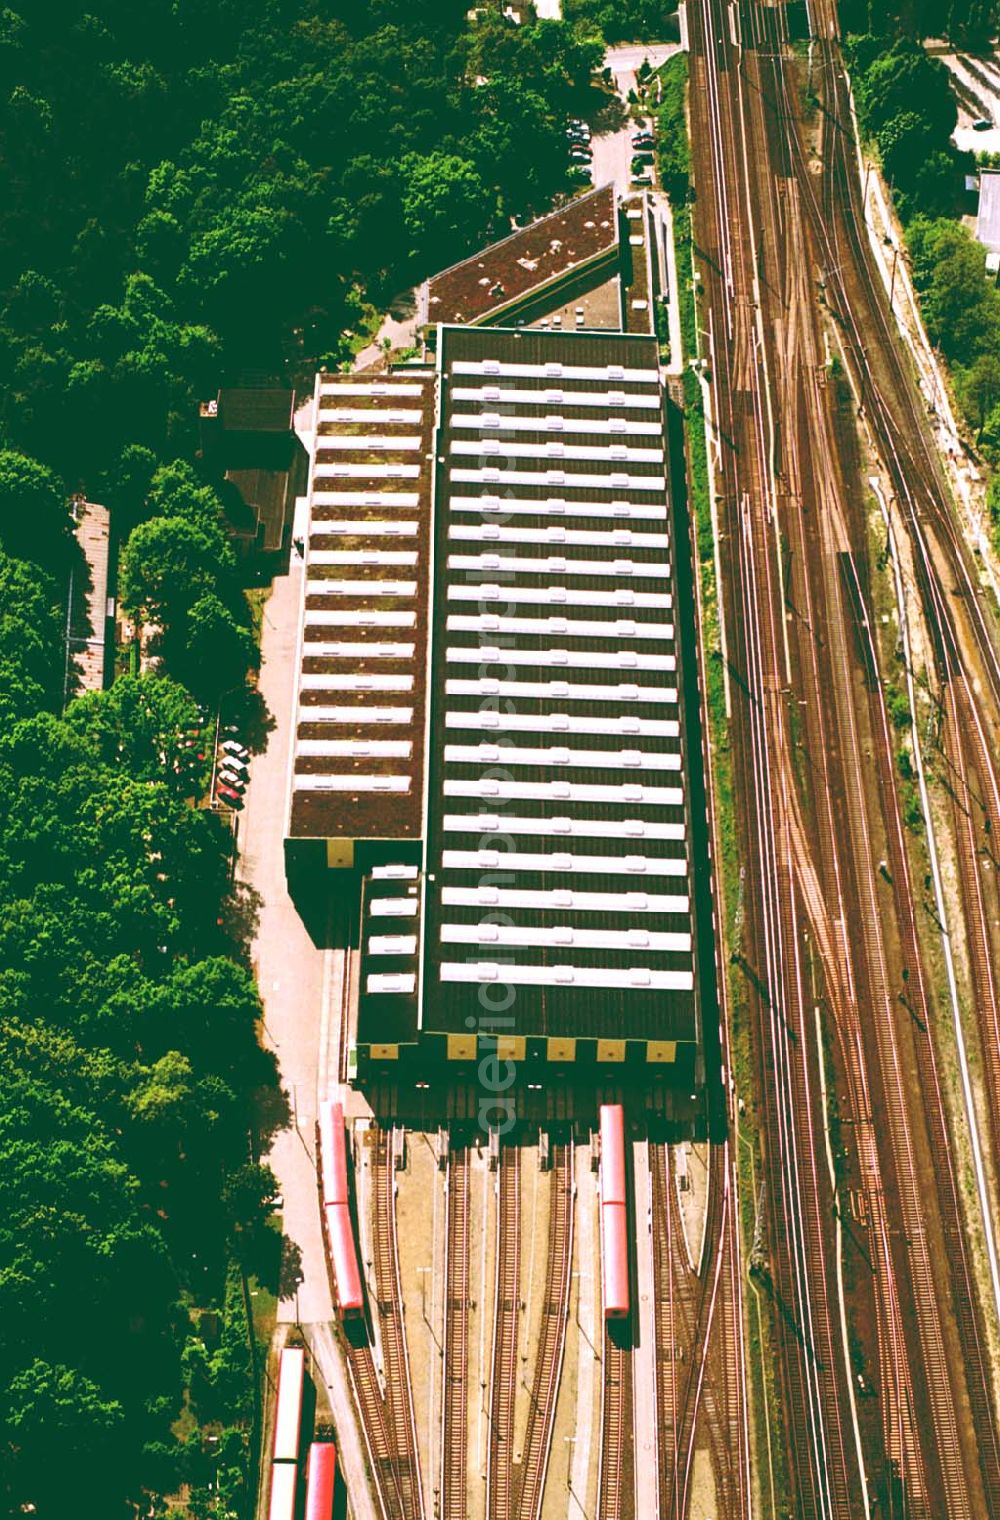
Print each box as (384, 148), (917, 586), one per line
(425, 186), (619, 329)
(284, 371), (436, 865)
(200, 386), (305, 551)
(286, 322), (711, 1094)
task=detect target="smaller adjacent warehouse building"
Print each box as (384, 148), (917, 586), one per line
(285, 321), (712, 1095)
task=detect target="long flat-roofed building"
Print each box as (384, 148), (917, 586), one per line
(286, 322), (711, 1092)
(285, 371), (436, 870)
(416, 323), (699, 1078)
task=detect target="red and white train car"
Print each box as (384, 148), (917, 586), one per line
(598, 1104), (629, 1320)
(304, 1441), (337, 1520)
(318, 1099), (364, 1317)
(267, 1345), (306, 1520)
(272, 1345), (305, 1463)
(267, 1462), (298, 1520)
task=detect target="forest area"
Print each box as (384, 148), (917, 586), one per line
(0, 2), (623, 1517)
(842, 0), (1000, 549)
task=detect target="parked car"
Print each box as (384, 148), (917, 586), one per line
(217, 784), (244, 809)
(632, 133), (654, 148)
(568, 165), (592, 183)
(221, 738), (249, 758)
(219, 771), (246, 792)
(219, 753), (248, 775)
(632, 151), (654, 166)
(974, 117), (993, 130)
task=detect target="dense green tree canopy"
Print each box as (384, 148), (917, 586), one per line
(0, 450), (72, 574)
(0, 3), (620, 1512)
(0, 0), (604, 486)
(847, 33), (970, 217)
(840, 0), (999, 43)
(564, 0), (676, 44)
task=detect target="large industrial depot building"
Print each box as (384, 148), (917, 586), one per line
(284, 191), (715, 1106)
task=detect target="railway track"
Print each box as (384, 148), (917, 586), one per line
(597, 1331), (632, 1520)
(487, 1144), (520, 1520)
(947, 686), (1000, 1189)
(517, 1140), (574, 1520)
(371, 1128), (425, 1520)
(441, 1145), (469, 1520)
(770, 11), (1000, 1507)
(652, 1145), (704, 1518)
(686, 3), (861, 1512)
(345, 1339), (401, 1520)
(651, 1144), (744, 1520)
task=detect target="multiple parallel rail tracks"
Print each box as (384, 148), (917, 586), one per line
(690, 0), (1000, 1513)
(518, 1141), (575, 1520)
(597, 1330), (632, 1520)
(441, 1145), (469, 1520)
(487, 1145), (521, 1520)
(651, 1144), (748, 1520)
(345, 1128), (425, 1520)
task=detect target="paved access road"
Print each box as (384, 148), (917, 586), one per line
(238, 559), (377, 1520)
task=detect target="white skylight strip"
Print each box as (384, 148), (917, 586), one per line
(449, 495), (667, 522)
(441, 923), (692, 953)
(369, 935), (418, 956)
(447, 585), (671, 610)
(307, 580), (417, 599)
(448, 524), (667, 549)
(300, 673), (415, 690)
(321, 408), (423, 424)
(450, 361), (659, 382)
(451, 413), (662, 437)
(444, 778), (683, 805)
(294, 773), (411, 791)
(447, 647), (675, 673)
(303, 611), (416, 627)
(314, 463), (421, 478)
(297, 739), (413, 758)
(320, 382), (425, 396)
(442, 884), (689, 913)
(301, 706), (413, 725)
(450, 469), (663, 492)
(445, 677), (677, 703)
(310, 550), (418, 566)
(446, 615), (673, 641)
(440, 963), (693, 991)
(370, 896), (419, 916)
(311, 520), (419, 537)
(450, 439), (664, 464)
(371, 863), (419, 879)
(442, 812), (685, 841)
(301, 643), (414, 660)
(444, 743), (681, 773)
(451, 386), (661, 409)
(366, 972), (417, 994)
(310, 493), (419, 508)
(443, 712), (680, 739)
(318, 435), (423, 451)
(442, 849), (687, 876)
(447, 554), (670, 579)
